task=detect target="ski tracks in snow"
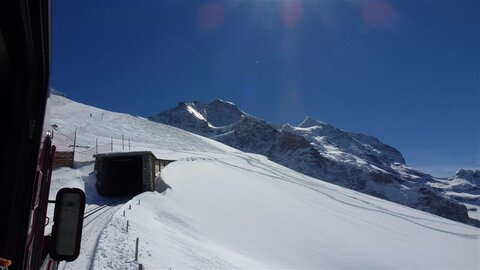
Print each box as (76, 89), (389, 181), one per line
(173, 150), (480, 239)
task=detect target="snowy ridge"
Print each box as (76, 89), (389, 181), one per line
(50, 94), (479, 269)
(151, 99), (480, 226)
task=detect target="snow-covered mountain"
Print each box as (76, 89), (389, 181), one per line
(50, 94), (479, 269)
(151, 100), (479, 226)
(429, 169), (480, 221)
(150, 99), (244, 136)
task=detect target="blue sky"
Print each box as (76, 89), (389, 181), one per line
(51, 0), (479, 177)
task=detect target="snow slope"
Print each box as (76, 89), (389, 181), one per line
(50, 94), (480, 269)
(50, 94), (238, 162)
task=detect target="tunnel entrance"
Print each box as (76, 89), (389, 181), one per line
(94, 151), (158, 197)
(103, 156), (142, 196)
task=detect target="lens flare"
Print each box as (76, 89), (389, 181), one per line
(362, 0), (398, 31)
(281, 0), (304, 29)
(196, 2), (226, 31)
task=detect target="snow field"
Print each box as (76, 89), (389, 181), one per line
(92, 155), (479, 269)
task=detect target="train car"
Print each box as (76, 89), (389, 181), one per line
(0, 1), (85, 269)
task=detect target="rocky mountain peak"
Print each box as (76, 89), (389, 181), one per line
(455, 169), (480, 184)
(280, 123), (296, 133)
(209, 99), (236, 107)
(298, 116), (329, 128)
(204, 99), (244, 127)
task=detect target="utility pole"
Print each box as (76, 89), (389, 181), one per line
(72, 128), (77, 164)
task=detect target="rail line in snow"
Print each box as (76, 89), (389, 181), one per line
(82, 199), (123, 227)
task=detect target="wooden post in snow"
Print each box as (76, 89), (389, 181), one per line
(135, 237), (139, 261)
(111, 137), (113, 151)
(96, 138), (98, 154)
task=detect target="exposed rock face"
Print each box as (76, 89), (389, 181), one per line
(427, 169), (480, 226)
(455, 169), (480, 186)
(214, 117), (328, 177)
(150, 100), (244, 136)
(417, 187), (469, 223)
(150, 102), (212, 135)
(150, 100), (478, 226)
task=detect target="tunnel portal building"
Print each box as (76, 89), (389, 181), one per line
(94, 151), (174, 197)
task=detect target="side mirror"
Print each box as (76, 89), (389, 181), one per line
(50, 188), (85, 262)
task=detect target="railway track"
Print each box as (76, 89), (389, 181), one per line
(82, 199), (123, 228)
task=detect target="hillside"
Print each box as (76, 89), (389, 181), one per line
(50, 94), (480, 269)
